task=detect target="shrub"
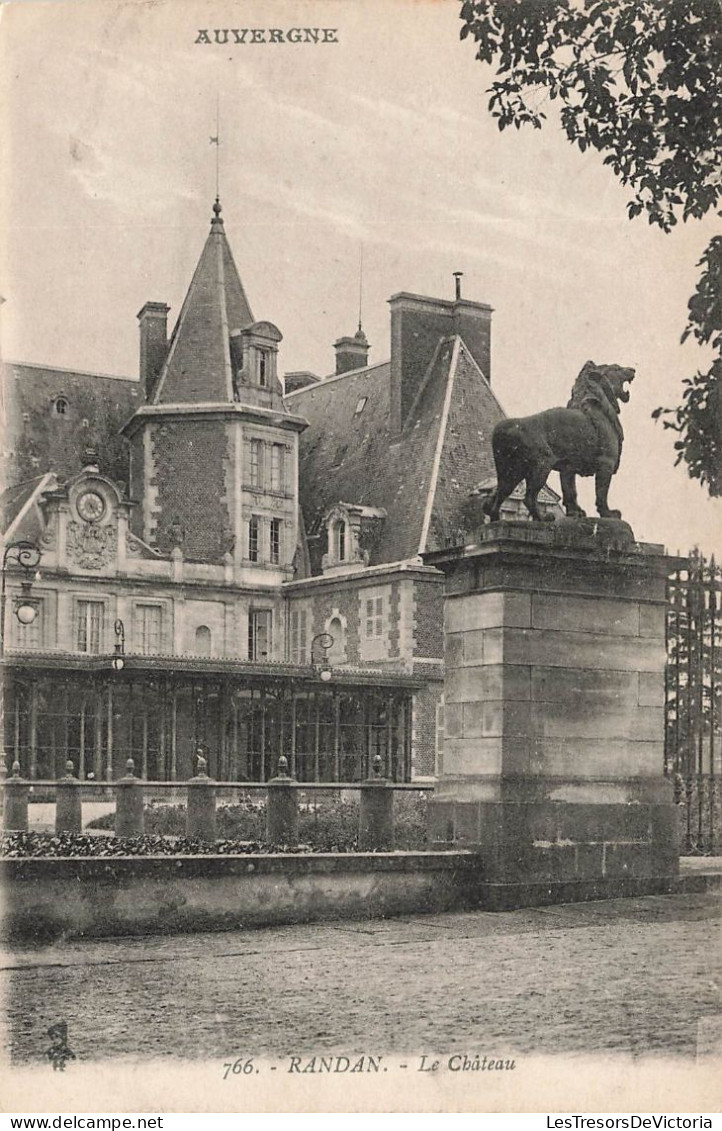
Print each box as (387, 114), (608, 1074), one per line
(59, 789), (430, 852)
(0, 832), (340, 857)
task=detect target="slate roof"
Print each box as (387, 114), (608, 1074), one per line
(152, 199), (254, 406)
(288, 336), (508, 568)
(1, 474), (54, 535)
(2, 361), (138, 490)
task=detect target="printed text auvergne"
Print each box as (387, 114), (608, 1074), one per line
(195, 28), (338, 45)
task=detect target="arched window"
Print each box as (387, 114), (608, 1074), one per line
(54, 397), (68, 415)
(332, 520), (347, 562)
(195, 625), (212, 656)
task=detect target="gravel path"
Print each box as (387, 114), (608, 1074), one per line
(2, 891), (721, 1067)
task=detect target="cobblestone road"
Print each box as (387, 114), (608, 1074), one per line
(2, 891), (721, 1068)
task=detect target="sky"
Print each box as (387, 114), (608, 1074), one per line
(1, 0), (719, 555)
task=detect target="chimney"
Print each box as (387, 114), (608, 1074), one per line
(388, 285), (493, 435)
(138, 302), (170, 401)
(284, 371), (321, 395)
(333, 327), (370, 375)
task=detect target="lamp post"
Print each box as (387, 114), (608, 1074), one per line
(111, 619), (125, 672)
(310, 632), (334, 682)
(0, 541), (42, 657)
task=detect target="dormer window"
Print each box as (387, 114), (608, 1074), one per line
(241, 322), (282, 394)
(321, 504), (385, 575)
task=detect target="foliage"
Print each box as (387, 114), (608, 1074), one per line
(653, 239), (722, 493)
(1, 832), (269, 857)
(84, 791), (430, 853)
(459, 0), (722, 493)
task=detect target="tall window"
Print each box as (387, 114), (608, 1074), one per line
(135, 604), (162, 655)
(257, 349), (270, 387)
(290, 607), (308, 664)
(333, 520), (347, 561)
(365, 596), (384, 638)
(248, 609), (272, 661)
(270, 444), (285, 492)
(248, 515), (260, 562)
(249, 439), (263, 488)
(270, 518), (282, 565)
(77, 600), (104, 653)
(435, 698), (445, 777)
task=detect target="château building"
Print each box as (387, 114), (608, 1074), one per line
(1, 199), (559, 784)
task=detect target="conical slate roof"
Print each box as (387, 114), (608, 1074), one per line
(152, 199), (254, 405)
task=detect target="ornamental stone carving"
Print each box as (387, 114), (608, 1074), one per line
(67, 520), (117, 569)
(125, 531), (144, 557)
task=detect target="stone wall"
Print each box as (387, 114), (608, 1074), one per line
(2, 853), (479, 940)
(3, 852), (714, 939)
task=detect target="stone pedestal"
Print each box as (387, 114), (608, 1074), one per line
(115, 760), (145, 838)
(56, 762), (82, 834)
(3, 766), (29, 832)
(359, 779), (395, 851)
(187, 776), (217, 842)
(425, 521), (680, 902)
(267, 760), (299, 846)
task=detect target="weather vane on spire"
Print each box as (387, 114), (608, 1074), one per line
(209, 95), (221, 201)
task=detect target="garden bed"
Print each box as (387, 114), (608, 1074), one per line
(84, 790), (430, 852)
(1, 832), (336, 857)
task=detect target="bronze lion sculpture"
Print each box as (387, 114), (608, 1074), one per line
(482, 361), (635, 523)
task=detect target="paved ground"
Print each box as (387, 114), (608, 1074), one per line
(2, 890), (721, 1069)
(27, 802), (115, 832)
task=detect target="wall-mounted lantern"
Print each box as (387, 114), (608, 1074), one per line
(311, 632), (334, 682)
(0, 541), (42, 656)
(112, 618), (126, 672)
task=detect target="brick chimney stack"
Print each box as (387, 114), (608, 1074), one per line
(284, 371), (321, 394)
(333, 326), (370, 375)
(138, 302), (170, 401)
(388, 288), (493, 435)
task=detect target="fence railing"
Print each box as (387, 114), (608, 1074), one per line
(1, 754), (434, 852)
(666, 551), (720, 855)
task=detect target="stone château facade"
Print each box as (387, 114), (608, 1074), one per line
(1, 199), (559, 783)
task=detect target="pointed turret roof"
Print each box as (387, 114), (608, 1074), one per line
(152, 199), (254, 405)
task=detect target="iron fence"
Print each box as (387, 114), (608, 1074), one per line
(666, 550), (720, 854)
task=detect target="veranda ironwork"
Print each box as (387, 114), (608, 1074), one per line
(666, 550), (720, 854)
(2, 654), (417, 784)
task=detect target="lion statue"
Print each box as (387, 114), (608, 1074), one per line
(481, 361), (635, 523)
